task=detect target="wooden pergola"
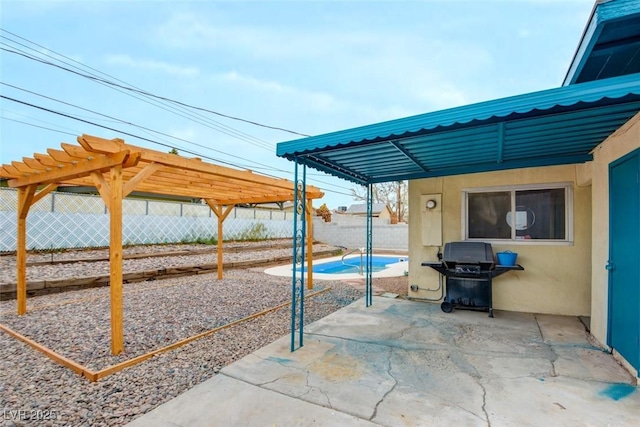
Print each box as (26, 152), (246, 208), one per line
(0, 134), (323, 355)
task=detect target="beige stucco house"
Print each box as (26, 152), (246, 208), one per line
(278, 0), (640, 377)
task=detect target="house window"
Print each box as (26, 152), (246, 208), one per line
(463, 183), (572, 243)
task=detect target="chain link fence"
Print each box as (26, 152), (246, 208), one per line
(0, 188), (293, 252)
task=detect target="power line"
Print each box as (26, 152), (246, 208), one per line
(0, 83), (355, 192)
(0, 96), (355, 197)
(0, 30), (357, 195)
(0, 31), (337, 179)
(0, 34), (276, 151)
(1, 116), (77, 137)
(0, 82), (271, 164)
(0, 29), (310, 137)
(0, 45), (277, 152)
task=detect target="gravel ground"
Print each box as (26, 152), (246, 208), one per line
(0, 241), (409, 427)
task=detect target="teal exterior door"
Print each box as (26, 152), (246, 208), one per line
(608, 149), (640, 373)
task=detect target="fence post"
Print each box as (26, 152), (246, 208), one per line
(50, 192), (55, 212)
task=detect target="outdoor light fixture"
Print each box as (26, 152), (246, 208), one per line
(426, 199), (437, 209)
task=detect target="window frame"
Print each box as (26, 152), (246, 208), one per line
(461, 182), (574, 245)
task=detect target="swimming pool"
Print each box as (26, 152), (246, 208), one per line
(264, 254), (409, 280)
(302, 256), (407, 274)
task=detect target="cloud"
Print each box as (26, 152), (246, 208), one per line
(103, 54), (200, 77)
(218, 71), (340, 111)
(151, 10), (495, 123)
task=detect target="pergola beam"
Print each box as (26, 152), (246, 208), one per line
(122, 163), (162, 197)
(78, 135), (301, 192)
(7, 151), (134, 188)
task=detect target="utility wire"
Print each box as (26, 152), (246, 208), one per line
(1, 116), (77, 137)
(0, 84), (355, 192)
(0, 29), (310, 137)
(0, 30), (355, 194)
(0, 37), (275, 150)
(1, 96), (355, 197)
(0, 45), (277, 151)
(0, 32), (329, 173)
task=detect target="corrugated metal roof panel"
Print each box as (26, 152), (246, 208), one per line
(277, 73), (640, 184)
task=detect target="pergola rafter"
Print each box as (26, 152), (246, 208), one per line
(1, 134), (323, 356)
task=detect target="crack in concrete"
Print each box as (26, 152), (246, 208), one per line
(299, 369), (333, 408)
(534, 315), (558, 377)
(370, 347), (398, 422)
(479, 380), (491, 427)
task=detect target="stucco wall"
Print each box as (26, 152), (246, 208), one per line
(408, 164), (592, 316)
(589, 112), (640, 346)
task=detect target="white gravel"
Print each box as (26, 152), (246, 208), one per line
(0, 242), (362, 426)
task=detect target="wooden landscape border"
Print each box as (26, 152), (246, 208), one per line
(0, 287), (332, 382)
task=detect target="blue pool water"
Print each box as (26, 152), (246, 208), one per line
(300, 256), (408, 274)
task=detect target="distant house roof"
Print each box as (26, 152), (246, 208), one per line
(346, 203), (389, 215)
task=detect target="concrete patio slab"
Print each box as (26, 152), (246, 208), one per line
(127, 297), (639, 427)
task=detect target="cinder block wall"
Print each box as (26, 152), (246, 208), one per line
(312, 217), (408, 251)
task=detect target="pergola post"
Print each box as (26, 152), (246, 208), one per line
(16, 184), (36, 315)
(206, 201), (234, 279)
(108, 165), (124, 355)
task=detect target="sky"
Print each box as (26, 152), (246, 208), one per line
(0, 0), (595, 209)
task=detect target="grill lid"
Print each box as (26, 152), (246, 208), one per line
(443, 241), (494, 268)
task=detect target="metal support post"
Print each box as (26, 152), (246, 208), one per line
(366, 183), (373, 307)
(290, 160), (306, 351)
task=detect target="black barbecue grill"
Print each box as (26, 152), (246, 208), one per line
(421, 241), (523, 317)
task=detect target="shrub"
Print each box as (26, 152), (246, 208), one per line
(316, 203), (332, 222)
(237, 222), (270, 241)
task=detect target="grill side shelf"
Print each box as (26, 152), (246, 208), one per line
(490, 264), (524, 278)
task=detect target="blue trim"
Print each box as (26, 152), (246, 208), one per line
(564, 0), (640, 85)
(563, 3), (602, 86)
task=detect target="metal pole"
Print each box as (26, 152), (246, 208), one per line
(299, 165), (306, 346)
(290, 160), (306, 351)
(366, 183), (373, 307)
(291, 160), (298, 352)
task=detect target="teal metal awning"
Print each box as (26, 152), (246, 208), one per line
(277, 73), (640, 185)
(564, 0), (640, 86)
